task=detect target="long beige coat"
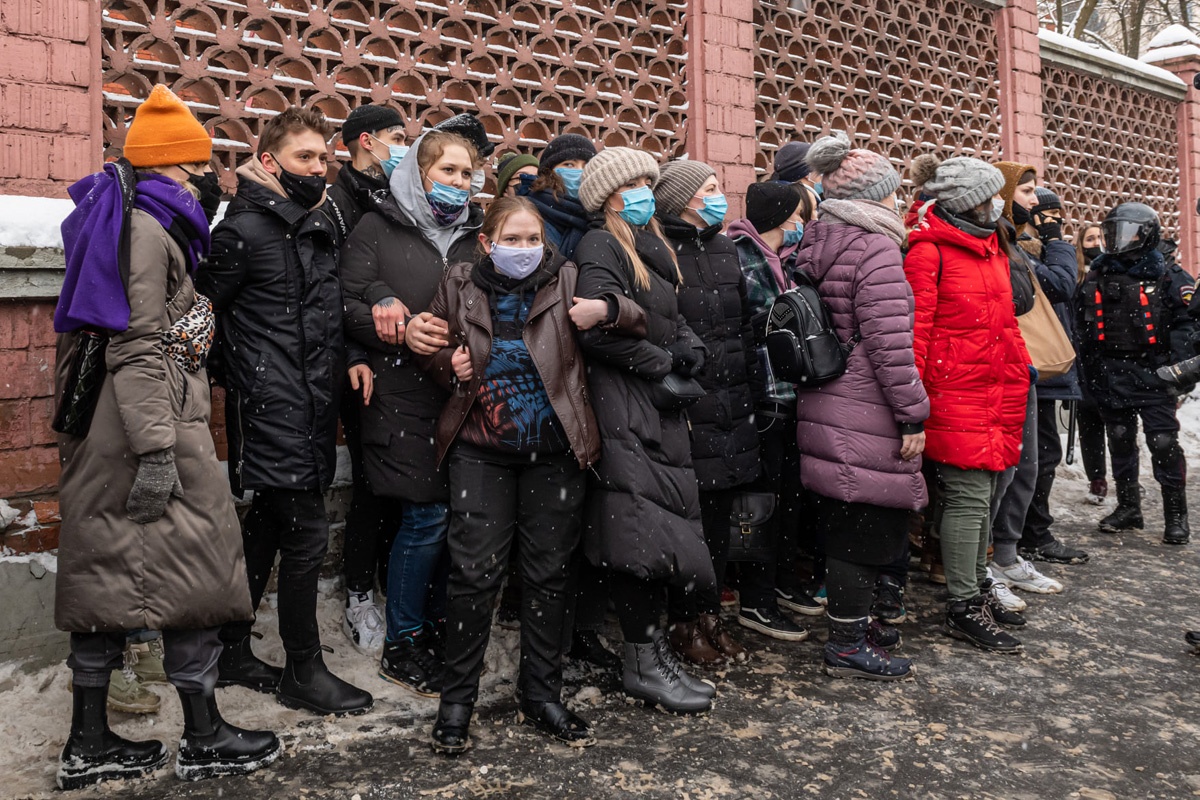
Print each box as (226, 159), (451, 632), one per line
(54, 209), (252, 633)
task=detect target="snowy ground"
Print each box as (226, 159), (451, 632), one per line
(6, 396), (1200, 799)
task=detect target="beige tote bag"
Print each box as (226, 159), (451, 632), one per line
(1018, 265), (1076, 380)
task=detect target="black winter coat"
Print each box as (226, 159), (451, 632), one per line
(1016, 235), (1082, 401)
(659, 215), (762, 490)
(340, 195), (483, 502)
(199, 176), (345, 495)
(574, 223), (715, 590)
(1077, 251), (1198, 409)
(325, 163), (389, 242)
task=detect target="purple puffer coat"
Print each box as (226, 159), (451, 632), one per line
(792, 220), (930, 510)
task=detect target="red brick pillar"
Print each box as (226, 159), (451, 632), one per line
(687, 0), (759, 217)
(1152, 50), (1200, 276)
(0, 0), (103, 196)
(995, 0), (1045, 172)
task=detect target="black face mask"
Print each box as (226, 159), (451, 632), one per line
(1011, 201), (1032, 227)
(1083, 246), (1102, 262)
(271, 155), (326, 209)
(185, 170), (222, 225)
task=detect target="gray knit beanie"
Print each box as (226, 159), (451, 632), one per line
(921, 157), (1005, 214)
(653, 160), (716, 217)
(805, 131), (899, 202)
(578, 147), (661, 213)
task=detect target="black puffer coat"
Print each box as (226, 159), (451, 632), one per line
(659, 215), (761, 490)
(574, 223), (715, 589)
(200, 172), (344, 495)
(325, 163), (389, 241)
(340, 195), (483, 502)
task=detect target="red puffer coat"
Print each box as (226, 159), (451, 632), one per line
(905, 207), (1030, 472)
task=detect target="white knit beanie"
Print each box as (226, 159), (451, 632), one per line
(578, 147), (661, 213)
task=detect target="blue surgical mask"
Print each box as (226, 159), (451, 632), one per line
(782, 220), (804, 247)
(372, 137), (408, 179)
(813, 182), (824, 200)
(696, 194), (728, 227)
(618, 185), (656, 227)
(516, 172), (537, 193)
(426, 178), (470, 226)
(470, 169), (486, 196)
(555, 167), (583, 199)
(490, 243), (543, 280)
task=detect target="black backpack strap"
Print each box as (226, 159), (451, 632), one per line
(113, 158), (138, 292)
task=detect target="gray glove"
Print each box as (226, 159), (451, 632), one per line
(126, 448), (183, 524)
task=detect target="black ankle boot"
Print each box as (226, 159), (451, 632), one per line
(277, 649), (373, 716)
(217, 633), (283, 693)
(431, 702), (473, 755)
(57, 683), (168, 790)
(568, 630), (622, 671)
(1163, 487), (1191, 545)
(176, 689), (280, 781)
(1099, 481), (1143, 532)
(518, 698), (596, 747)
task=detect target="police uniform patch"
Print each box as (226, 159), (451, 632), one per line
(1182, 282), (1194, 305)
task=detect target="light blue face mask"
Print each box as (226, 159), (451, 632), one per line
(782, 220), (804, 247)
(696, 193), (729, 227)
(618, 185), (656, 227)
(372, 137), (408, 179)
(555, 167), (583, 199)
(813, 182), (824, 200)
(427, 178), (471, 208)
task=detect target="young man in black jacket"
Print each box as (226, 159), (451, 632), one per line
(1078, 203), (1197, 545)
(198, 107), (374, 716)
(327, 104), (408, 655)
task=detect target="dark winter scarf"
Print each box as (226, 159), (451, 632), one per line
(56, 163), (210, 333)
(528, 190), (589, 235)
(818, 198), (906, 247)
(1094, 248), (1166, 281)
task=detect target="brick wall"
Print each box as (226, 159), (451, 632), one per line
(0, 0), (102, 197)
(0, 302), (59, 498)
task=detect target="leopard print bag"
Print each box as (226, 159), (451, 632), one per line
(161, 293), (215, 373)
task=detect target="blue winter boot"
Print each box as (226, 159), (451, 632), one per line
(823, 616), (912, 681)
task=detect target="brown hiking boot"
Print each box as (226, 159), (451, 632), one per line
(668, 619), (725, 666)
(697, 613), (747, 663)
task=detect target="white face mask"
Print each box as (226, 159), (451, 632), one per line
(469, 169), (486, 196)
(490, 243), (543, 279)
(987, 197), (1004, 225)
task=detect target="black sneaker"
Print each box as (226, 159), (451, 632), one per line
(944, 596), (1022, 653)
(738, 605), (809, 642)
(982, 587), (1027, 628)
(380, 630), (443, 698)
(1021, 539), (1089, 565)
(871, 574), (907, 624)
(1186, 631), (1200, 651)
(775, 586), (825, 617)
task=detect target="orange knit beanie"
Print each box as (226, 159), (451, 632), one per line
(123, 84), (212, 168)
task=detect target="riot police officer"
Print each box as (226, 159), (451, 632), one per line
(1077, 203), (1197, 545)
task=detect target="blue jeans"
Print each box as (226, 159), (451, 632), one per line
(385, 501), (449, 640)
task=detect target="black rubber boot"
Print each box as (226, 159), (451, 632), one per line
(216, 634), (283, 694)
(430, 702), (473, 755)
(1099, 481), (1143, 532)
(1163, 487), (1191, 545)
(176, 689), (280, 781)
(277, 649), (373, 716)
(57, 683), (168, 790)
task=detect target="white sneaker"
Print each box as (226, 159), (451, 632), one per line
(989, 557), (1063, 594)
(988, 579), (1028, 612)
(344, 590), (386, 654)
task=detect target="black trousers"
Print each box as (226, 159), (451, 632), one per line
(69, 628), (221, 693)
(220, 487), (328, 658)
(737, 407), (805, 608)
(1077, 395), (1108, 483)
(1022, 399), (1063, 549)
(1100, 402), (1186, 490)
(668, 488), (737, 620)
(340, 386), (400, 594)
(441, 445), (585, 705)
(610, 572), (666, 644)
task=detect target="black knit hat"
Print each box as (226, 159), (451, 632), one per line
(746, 181), (803, 234)
(770, 141), (811, 182)
(1033, 187), (1062, 213)
(540, 134), (597, 173)
(342, 103), (403, 147)
(433, 113), (494, 158)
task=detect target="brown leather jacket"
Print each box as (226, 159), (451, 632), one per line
(416, 250), (602, 469)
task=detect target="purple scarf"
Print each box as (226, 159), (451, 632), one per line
(54, 164), (210, 333)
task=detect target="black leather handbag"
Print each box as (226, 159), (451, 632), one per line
(725, 491), (777, 563)
(649, 371), (705, 412)
(51, 329), (109, 438)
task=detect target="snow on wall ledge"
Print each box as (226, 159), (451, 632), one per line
(0, 196), (73, 249)
(1039, 28), (1187, 98)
